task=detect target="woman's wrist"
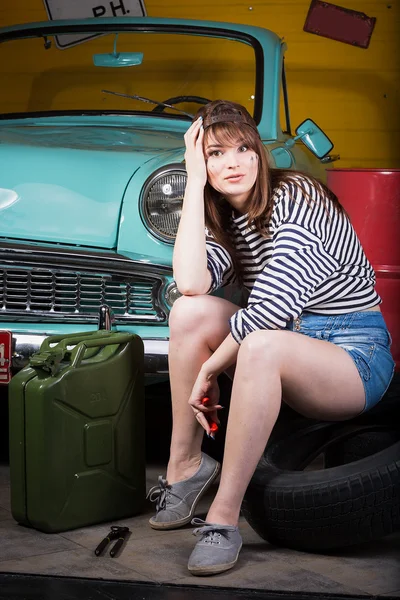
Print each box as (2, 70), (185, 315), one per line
(200, 334), (240, 380)
(200, 360), (220, 380)
(185, 175), (206, 189)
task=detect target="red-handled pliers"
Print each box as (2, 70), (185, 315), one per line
(202, 397), (219, 439)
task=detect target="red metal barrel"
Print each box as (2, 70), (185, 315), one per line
(327, 169), (400, 370)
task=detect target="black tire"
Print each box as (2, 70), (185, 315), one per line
(324, 375), (400, 466)
(325, 430), (400, 467)
(242, 400), (400, 551)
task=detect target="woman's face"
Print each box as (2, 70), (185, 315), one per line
(204, 133), (259, 212)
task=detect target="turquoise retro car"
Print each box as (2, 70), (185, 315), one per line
(0, 17), (336, 382)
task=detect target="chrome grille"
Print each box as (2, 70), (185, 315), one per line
(0, 266), (166, 323)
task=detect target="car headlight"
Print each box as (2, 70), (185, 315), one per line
(140, 164), (187, 243)
(164, 281), (182, 308)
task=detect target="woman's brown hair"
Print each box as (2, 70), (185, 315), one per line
(194, 100), (345, 281)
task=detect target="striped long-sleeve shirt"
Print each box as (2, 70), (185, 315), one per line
(206, 175), (380, 344)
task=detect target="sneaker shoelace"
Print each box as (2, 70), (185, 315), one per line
(191, 518), (237, 545)
(147, 476), (181, 512)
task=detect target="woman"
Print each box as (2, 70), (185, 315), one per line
(147, 100), (395, 576)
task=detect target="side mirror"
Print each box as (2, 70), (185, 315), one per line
(285, 119), (333, 159)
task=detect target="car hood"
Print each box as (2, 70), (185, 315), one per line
(0, 121), (185, 248)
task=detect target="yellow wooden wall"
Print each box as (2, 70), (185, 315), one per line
(0, 0), (399, 168)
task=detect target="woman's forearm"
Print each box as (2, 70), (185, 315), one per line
(173, 178), (211, 295)
(202, 333), (240, 378)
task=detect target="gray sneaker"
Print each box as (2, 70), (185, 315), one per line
(188, 518), (243, 576)
(147, 453), (220, 530)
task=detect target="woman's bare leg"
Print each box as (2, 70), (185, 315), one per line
(206, 329), (366, 525)
(167, 295), (239, 483)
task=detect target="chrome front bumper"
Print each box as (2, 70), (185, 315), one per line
(11, 334), (169, 376)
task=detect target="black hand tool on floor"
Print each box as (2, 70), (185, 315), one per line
(94, 525), (130, 557)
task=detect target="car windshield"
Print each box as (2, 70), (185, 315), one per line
(0, 30), (257, 119)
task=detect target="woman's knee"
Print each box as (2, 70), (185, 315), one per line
(169, 295), (213, 336)
(238, 329), (292, 368)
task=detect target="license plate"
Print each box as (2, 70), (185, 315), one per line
(0, 331), (12, 384)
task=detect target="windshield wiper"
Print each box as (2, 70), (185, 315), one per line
(101, 90), (194, 118)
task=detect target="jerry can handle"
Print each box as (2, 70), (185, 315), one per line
(46, 332), (114, 361)
(31, 332), (115, 374)
(39, 330), (113, 354)
(70, 333), (135, 369)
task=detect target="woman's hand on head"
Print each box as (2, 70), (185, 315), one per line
(188, 370), (223, 436)
(184, 117), (207, 187)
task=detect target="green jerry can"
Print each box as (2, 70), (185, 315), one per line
(8, 330), (145, 533)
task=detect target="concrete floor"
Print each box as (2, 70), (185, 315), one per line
(0, 461), (399, 597)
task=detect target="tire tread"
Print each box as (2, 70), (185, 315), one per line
(243, 447), (400, 550)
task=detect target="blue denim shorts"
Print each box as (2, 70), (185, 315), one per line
(287, 310), (395, 413)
